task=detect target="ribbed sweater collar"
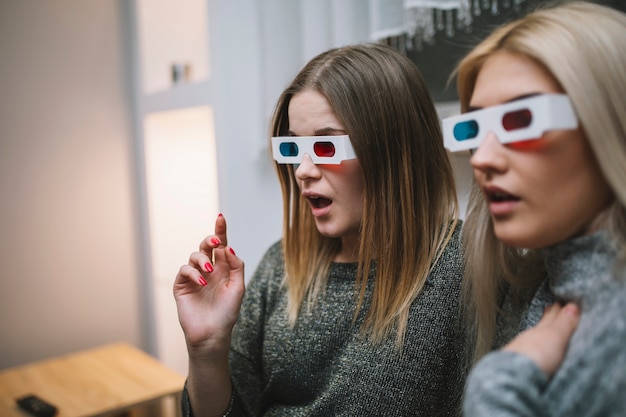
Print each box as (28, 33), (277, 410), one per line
(541, 231), (617, 302)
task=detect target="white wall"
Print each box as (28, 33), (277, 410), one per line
(0, 0), (143, 368)
(208, 0), (284, 279)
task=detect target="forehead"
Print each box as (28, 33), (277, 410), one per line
(287, 90), (344, 135)
(471, 51), (563, 107)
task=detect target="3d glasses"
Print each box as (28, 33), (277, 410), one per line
(271, 135), (356, 164)
(442, 94), (578, 152)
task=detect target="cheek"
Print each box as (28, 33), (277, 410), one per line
(338, 174), (365, 201)
(523, 149), (610, 232)
(335, 167), (365, 205)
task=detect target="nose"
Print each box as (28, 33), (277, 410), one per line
(470, 131), (507, 174)
(294, 153), (321, 181)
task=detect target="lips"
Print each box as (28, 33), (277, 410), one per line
(485, 187), (520, 203)
(303, 192), (333, 216)
(483, 185), (520, 215)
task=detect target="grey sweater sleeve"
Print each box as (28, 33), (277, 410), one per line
(463, 351), (549, 417)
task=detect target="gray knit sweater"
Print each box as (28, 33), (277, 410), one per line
(182, 223), (467, 416)
(464, 231), (626, 416)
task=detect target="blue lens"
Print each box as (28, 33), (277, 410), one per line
(279, 142), (299, 157)
(453, 120), (479, 141)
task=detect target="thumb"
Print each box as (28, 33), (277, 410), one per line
(225, 246), (245, 279)
(553, 302), (580, 340)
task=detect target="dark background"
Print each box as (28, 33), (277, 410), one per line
(384, 0), (626, 102)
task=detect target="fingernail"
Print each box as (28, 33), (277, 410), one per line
(229, 247), (236, 256)
(204, 262), (213, 272)
(218, 213), (223, 218)
(565, 303), (579, 315)
(198, 276), (207, 286)
(210, 237), (220, 246)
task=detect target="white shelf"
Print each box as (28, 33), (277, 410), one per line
(141, 79), (214, 114)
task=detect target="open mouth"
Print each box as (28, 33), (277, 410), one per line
(484, 188), (520, 203)
(308, 196), (332, 209)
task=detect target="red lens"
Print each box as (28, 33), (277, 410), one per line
(502, 109), (532, 131)
(313, 142), (336, 157)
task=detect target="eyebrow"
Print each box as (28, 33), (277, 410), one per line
(467, 92), (542, 112)
(287, 127), (347, 137)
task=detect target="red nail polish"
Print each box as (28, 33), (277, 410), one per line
(198, 276), (207, 286)
(218, 213), (223, 217)
(204, 262), (213, 272)
(210, 237), (220, 246)
(229, 247), (236, 256)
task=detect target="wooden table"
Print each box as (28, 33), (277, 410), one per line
(0, 343), (186, 417)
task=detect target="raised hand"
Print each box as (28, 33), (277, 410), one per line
(503, 302), (580, 378)
(174, 214), (245, 353)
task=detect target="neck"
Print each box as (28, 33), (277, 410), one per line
(334, 234), (359, 263)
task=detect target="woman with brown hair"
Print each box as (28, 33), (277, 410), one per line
(175, 43), (466, 416)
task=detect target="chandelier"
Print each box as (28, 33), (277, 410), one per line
(373, 0), (528, 51)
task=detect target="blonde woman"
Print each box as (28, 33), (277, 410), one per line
(175, 43), (466, 416)
(443, 1), (626, 415)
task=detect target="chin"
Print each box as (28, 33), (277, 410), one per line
(314, 226), (342, 239)
(493, 223), (551, 249)
(497, 233), (567, 250)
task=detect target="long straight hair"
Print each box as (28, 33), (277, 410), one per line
(455, 1), (626, 360)
(271, 43), (459, 347)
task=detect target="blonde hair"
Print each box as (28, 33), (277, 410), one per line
(270, 43), (459, 347)
(455, 1), (626, 360)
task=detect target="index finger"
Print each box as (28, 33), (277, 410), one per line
(214, 213), (227, 247)
(198, 214), (228, 257)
